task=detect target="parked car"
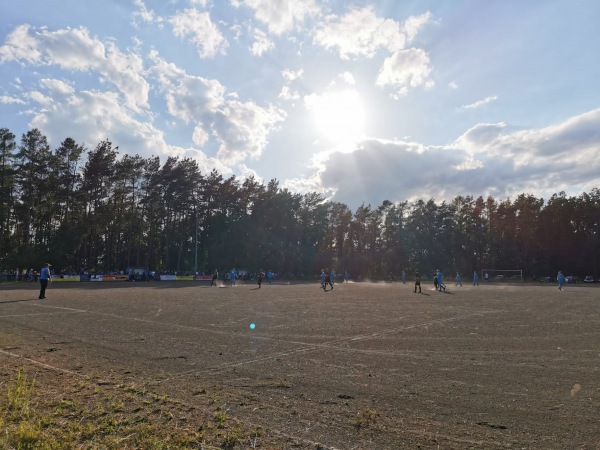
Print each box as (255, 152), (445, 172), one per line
(494, 275), (505, 279)
(584, 275), (594, 283)
(565, 275), (578, 284)
(540, 276), (552, 282)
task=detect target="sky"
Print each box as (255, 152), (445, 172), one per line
(1, 0), (600, 209)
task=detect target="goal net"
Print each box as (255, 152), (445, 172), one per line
(480, 269), (523, 282)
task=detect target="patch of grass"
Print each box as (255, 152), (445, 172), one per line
(1, 367), (53, 449)
(214, 410), (228, 428)
(0, 364), (287, 449)
(6, 367), (35, 418)
(221, 427), (242, 449)
(353, 407), (380, 430)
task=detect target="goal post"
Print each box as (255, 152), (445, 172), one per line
(480, 269), (523, 282)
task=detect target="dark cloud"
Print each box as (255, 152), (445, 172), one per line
(318, 108), (600, 207)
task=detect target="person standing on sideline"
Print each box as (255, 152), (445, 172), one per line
(344, 269), (350, 283)
(402, 270), (407, 284)
(331, 269), (336, 285)
(455, 272), (462, 286)
(557, 271), (565, 290)
(414, 270), (421, 293)
(473, 271), (479, 286)
(39, 263), (52, 299)
(484, 272), (489, 283)
(229, 268), (237, 286)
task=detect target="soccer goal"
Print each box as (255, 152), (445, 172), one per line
(480, 269), (523, 282)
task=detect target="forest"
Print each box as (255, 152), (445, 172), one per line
(1, 127), (599, 280)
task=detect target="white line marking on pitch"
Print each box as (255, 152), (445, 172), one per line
(0, 304), (87, 318)
(34, 304), (88, 313)
(152, 310), (502, 385)
(0, 312), (83, 318)
(0, 348), (89, 379)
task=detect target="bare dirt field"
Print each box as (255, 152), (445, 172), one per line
(1, 280), (599, 449)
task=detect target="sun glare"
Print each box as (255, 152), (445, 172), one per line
(308, 90), (366, 150)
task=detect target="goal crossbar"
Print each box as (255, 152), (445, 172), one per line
(481, 269), (523, 281)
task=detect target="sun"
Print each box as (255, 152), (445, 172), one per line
(307, 90), (366, 150)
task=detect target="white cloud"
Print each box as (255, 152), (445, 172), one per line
(27, 91), (53, 107)
(0, 25), (149, 111)
(461, 95), (499, 110)
(279, 68), (304, 101)
(250, 28), (275, 56)
(131, 0), (164, 27)
(284, 171), (328, 197)
(0, 25), (43, 64)
(449, 81), (458, 89)
(231, 0), (320, 35)
(212, 100), (285, 164)
(0, 95), (26, 105)
(337, 71), (356, 85)
(313, 8), (434, 97)
(376, 48), (433, 97)
(237, 163), (263, 184)
(403, 11), (432, 43)
(456, 122), (506, 151)
(192, 124), (210, 146)
(39, 78), (75, 96)
(278, 85), (300, 101)
(169, 9), (228, 58)
(28, 85), (164, 157)
(150, 51), (284, 164)
(282, 68), (304, 81)
(25, 75), (228, 174)
(313, 6), (405, 60)
(150, 51), (226, 122)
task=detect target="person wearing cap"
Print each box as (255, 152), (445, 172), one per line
(39, 262), (52, 299)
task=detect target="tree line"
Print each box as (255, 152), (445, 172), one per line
(1, 127), (599, 279)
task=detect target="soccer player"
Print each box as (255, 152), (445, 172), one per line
(402, 271), (407, 284)
(229, 268), (237, 286)
(257, 269), (264, 288)
(414, 270), (421, 293)
(455, 272), (462, 286)
(436, 270), (446, 292)
(473, 271), (479, 286)
(324, 268), (334, 291)
(557, 271), (565, 290)
(320, 269), (326, 289)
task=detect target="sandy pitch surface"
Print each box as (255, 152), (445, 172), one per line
(1, 280), (599, 449)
